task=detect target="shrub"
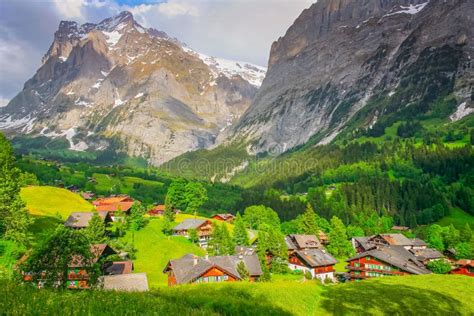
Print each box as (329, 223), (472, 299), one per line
(427, 259), (452, 274)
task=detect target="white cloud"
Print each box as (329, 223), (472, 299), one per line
(157, 1), (199, 17)
(53, 0), (86, 21)
(0, 0), (314, 99)
(0, 97), (10, 108)
(129, 0), (314, 66)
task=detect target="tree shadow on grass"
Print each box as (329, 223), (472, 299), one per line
(319, 282), (467, 316)
(155, 285), (292, 315)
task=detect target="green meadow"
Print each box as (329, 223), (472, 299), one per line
(20, 186), (94, 219)
(1, 275), (473, 315)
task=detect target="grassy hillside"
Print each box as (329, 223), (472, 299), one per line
(121, 217), (206, 287)
(20, 186), (94, 219)
(122, 214), (241, 288)
(1, 275), (473, 315)
(436, 208), (474, 229)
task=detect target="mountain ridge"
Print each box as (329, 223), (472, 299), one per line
(0, 11), (266, 165)
(229, 0), (473, 155)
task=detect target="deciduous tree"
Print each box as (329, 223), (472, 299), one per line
(21, 226), (99, 289)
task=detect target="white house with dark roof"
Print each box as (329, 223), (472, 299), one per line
(172, 219), (213, 247)
(288, 249), (338, 281)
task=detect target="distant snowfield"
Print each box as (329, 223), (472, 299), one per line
(182, 46), (267, 87)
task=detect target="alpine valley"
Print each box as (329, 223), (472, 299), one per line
(1, 0), (474, 314)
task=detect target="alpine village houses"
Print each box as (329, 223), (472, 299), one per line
(211, 213), (236, 223)
(172, 219), (213, 247)
(347, 234), (442, 280)
(286, 234), (338, 281)
(93, 195), (135, 219)
(163, 251), (263, 286)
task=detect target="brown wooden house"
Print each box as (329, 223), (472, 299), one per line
(285, 234), (323, 256)
(172, 219), (213, 247)
(93, 196), (135, 219)
(67, 244), (117, 289)
(148, 204), (166, 216)
(163, 253), (263, 286)
(346, 245), (431, 280)
(211, 213), (236, 223)
(64, 211), (112, 229)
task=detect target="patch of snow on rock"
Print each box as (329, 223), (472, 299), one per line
(450, 102), (474, 122)
(385, 1), (429, 17)
(134, 93), (144, 99)
(102, 30), (122, 46)
(92, 79), (103, 89)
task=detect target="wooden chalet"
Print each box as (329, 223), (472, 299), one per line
(163, 253), (263, 286)
(285, 234), (323, 256)
(93, 196), (135, 219)
(172, 219), (213, 247)
(67, 244), (117, 289)
(346, 245), (431, 280)
(148, 204), (166, 216)
(450, 260), (474, 277)
(288, 249), (338, 281)
(211, 213), (236, 223)
(64, 211), (112, 229)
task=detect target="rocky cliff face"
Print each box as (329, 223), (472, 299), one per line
(0, 11), (266, 165)
(231, 0), (473, 154)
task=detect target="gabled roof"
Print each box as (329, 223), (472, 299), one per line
(96, 201), (134, 212)
(164, 253), (263, 285)
(101, 273), (149, 292)
(352, 236), (375, 251)
(409, 248), (443, 260)
(347, 245), (431, 275)
(172, 219), (209, 231)
(104, 261), (134, 275)
(93, 196), (133, 206)
(235, 246), (257, 256)
(375, 234), (414, 246)
(69, 244), (116, 268)
(64, 211), (110, 228)
(150, 205), (166, 211)
(293, 249), (338, 268)
(212, 213), (235, 220)
(286, 234), (322, 250)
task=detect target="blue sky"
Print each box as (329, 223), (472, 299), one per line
(0, 0), (314, 104)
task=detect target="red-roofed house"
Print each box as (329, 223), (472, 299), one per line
(93, 196), (135, 219)
(148, 205), (166, 216)
(211, 213), (235, 223)
(451, 260), (474, 277)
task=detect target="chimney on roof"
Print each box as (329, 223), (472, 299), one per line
(304, 251), (308, 255)
(193, 256), (198, 266)
(204, 254), (209, 260)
